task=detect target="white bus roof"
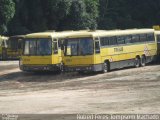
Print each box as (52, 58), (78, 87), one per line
(155, 31), (160, 35)
(66, 29), (155, 38)
(25, 30), (89, 39)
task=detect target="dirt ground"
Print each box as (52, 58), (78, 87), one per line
(0, 61), (160, 114)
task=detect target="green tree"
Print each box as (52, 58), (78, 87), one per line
(84, 0), (99, 29)
(5, 0), (160, 35)
(98, 0), (129, 29)
(0, 0), (15, 34)
(128, 0), (160, 28)
(8, 0), (30, 35)
(26, 0), (47, 32)
(8, 0), (48, 35)
(42, 0), (71, 30)
(98, 0), (160, 30)
(61, 0), (98, 30)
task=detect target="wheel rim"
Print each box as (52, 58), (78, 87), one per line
(103, 62), (108, 73)
(135, 58), (140, 67)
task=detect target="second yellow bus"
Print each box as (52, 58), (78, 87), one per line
(62, 29), (157, 73)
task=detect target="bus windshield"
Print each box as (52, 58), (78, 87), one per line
(8, 38), (18, 50)
(65, 38), (94, 56)
(24, 38), (52, 55)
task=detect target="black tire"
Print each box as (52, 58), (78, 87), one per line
(103, 61), (109, 73)
(135, 57), (140, 68)
(141, 56), (146, 67)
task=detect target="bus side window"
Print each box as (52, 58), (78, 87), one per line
(139, 34), (147, 43)
(125, 35), (132, 44)
(157, 35), (160, 43)
(53, 39), (58, 54)
(131, 34), (140, 43)
(147, 33), (155, 42)
(117, 36), (125, 45)
(100, 37), (109, 47)
(95, 40), (100, 54)
(109, 37), (117, 46)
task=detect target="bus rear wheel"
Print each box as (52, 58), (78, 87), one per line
(135, 57), (140, 68)
(141, 56), (146, 67)
(103, 61), (109, 73)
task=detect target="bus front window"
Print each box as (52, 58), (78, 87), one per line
(65, 38), (94, 56)
(24, 40), (29, 55)
(37, 39), (52, 55)
(24, 38), (52, 55)
(8, 37), (21, 51)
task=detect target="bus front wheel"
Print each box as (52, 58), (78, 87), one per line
(103, 61), (109, 73)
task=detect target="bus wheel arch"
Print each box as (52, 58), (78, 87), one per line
(103, 60), (110, 73)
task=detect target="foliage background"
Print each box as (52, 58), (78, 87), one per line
(0, 0), (160, 35)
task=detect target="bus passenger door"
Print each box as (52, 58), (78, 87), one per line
(94, 38), (102, 64)
(52, 39), (59, 64)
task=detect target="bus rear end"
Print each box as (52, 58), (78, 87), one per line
(7, 36), (24, 60)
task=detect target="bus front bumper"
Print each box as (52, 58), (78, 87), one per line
(20, 64), (61, 72)
(64, 64), (103, 72)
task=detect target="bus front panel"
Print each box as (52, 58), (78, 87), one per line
(20, 38), (61, 72)
(63, 37), (100, 72)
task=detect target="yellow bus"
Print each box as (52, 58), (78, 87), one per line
(0, 36), (8, 60)
(62, 29), (157, 73)
(19, 31), (86, 72)
(5, 35), (24, 60)
(155, 31), (160, 60)
(153, 25), (160, 30)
